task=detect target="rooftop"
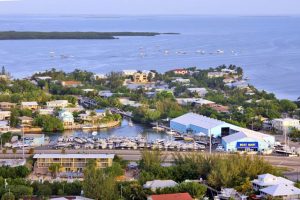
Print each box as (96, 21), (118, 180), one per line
(171, 112), (226, 129)
(252, 173), (294, 187)
(143, 180), (178, 189)
(222, 129), (274, 144)
(260, 184), (300, 196)
(149, 193), (192, 200)
(33, 154), (115, 159)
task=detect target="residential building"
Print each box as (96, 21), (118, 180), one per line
(207, 71), (225, 78)
(58, 110), (74, 126)
(176, 98), (215, 106)
(0, 102), (16, 111)
(119, 98), (142, 108)
(0, 111), (10, 120)
(206, 103), (230, 113)
(143, 180), (178, 191)
(46, 100), (69, 108)
(21, 101), (39, 110)
(93, 73), (107, 80)
(147, 193), (193, 200)
(222, 130), (275, 152)
(187, 87), (208, 97)
(122, 69), (138, 76)
(0, 120), (10, 132)
(38, 108), (54, 115)
(252, 173), (294, 191)
(225, 80), (248, 89)
(132, 72), (148, 83)
(35, 76), (52, 81)
(272, 118), (300, 133)
(260, 184), (300, 199)
(172, 69), (189, 75)
(50, 196), (93, 200)
(19, 116), (34, 127)
(82, 89), (95, 93)
(98, 90), (114, 98)
(171, 78), (190, 84)
(33, 154), (114, 174)
(61, 81), (82, 87)
(251, 174), (300, 200)
(170, 113), (239, 137)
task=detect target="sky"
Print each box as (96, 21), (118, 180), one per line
(0, 0), (300, 16)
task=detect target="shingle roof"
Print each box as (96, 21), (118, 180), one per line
(171, 112), (225, 129)
(150, 193), (193, 200)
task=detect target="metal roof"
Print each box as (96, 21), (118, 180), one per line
(33, 154), (115, 159)
(171, 113), (226, 129)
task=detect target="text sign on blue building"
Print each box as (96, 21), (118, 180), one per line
(236, 142), (258, 149)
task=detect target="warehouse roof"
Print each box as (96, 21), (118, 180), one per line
(222, 129), (273, 143)
(171, 113), (226, 129)
(33, 154), (115, 159)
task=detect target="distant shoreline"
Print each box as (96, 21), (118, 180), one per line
(0, 31), (179, 40)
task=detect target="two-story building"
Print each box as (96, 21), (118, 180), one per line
(0, 111), (10, 120)
(46, 100), (69, 109)
(21, 102), (39, 110)
(272, 118), (300, 133)
(0, 102), (16, 111)
(58, 110), (74, 126)
(33, 154), (114, 174)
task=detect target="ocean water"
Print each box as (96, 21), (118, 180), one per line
(0, 15), (300, 100)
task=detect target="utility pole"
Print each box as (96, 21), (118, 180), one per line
(209, 130), (212, 154)
(22, 125), (25, 160)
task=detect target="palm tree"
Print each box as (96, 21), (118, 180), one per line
(48, 163), (62, 178)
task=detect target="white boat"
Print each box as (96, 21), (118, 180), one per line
(166, 130), (176, 135)
(216, 49), (224, 54)
(128, 120), (133, 127)
(92, 131), (97, 136)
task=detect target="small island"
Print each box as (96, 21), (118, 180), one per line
(0, 31), (174, 40)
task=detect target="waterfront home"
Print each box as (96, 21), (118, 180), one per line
(78, 110), (106, 122)
(251, 174), (300, 199)
(119, 98), (142, 108)
(38, 108), (54, 115)
(21, 101), (39, 110)
(221, 68), (237, 74)
(58, 110), (74, 126)
(0, 120), (10, 132)
(0, 111), (10, 120)
(187, 87), (208, 97)
(176, 98), (215, 106)
(132, 72), (148, 83)
(0, 102), (16, 111)
(172, 69), (189, 75)
(46, 100), (69, 108)
(18, 116), (34, 127)
(222, 130), (275, 153)
(98, 90), (114, 98)
(33, 154), (114, 175)
(61, 81), (82, 87)
(252, 174), (294, 191)
(272, 118), (300, 133)
(207, 71), (225, 78)
(147, 193), (192, 200)
(143, 180), (178, 192)
(170, 113), (240, 137)
(93, 73), (107, 80)
(122, 69), (138, 76)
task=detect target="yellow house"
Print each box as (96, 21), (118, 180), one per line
(33, 154), (114, 174)
(132, 72), (148, 83)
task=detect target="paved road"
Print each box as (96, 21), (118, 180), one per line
(1, 149), (299, 180)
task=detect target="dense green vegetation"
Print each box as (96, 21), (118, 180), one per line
(33, 114), (64, 132)
(0, 31), (162, 40)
